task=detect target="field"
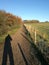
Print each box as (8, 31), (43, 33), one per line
(24, 22), (49, 53)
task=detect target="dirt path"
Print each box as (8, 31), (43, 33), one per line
(11, 26), (32, 65)
(0, 25), (33, 65)
(1, 25), (49, 65)
(0, 25), (49, 65)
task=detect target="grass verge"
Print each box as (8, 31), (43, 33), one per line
(0, 25), (20, 44)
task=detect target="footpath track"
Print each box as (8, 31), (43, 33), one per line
(0, 25), (49, 65)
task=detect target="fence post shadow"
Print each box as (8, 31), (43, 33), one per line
(2, 34), (14, 65)
(18, 43), (30, 65)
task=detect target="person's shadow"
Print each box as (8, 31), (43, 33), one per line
(2, 34), (14, 65)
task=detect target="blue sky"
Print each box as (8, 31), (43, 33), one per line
(0, 0), (49, 22)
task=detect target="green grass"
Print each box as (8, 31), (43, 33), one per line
(24, 22), (49, 54)
(24, 22), (49, 45)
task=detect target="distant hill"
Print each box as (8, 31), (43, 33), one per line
(0, 10), (22, 35)
(24, 20), (39, 23)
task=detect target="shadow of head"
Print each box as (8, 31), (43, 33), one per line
(5, 34), (12, 43)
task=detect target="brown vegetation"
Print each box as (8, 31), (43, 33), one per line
(0, 10), (22, 35)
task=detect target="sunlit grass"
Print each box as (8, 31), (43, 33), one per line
(25, 22), (49, 45)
